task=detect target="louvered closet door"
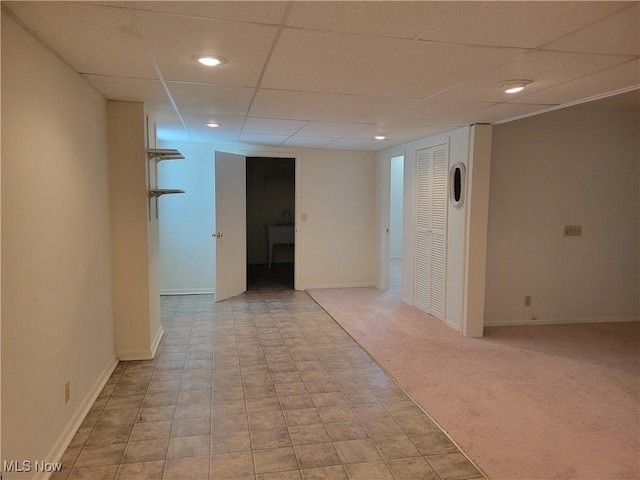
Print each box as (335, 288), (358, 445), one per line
(414, 144), (448, 321)
(415, 148), (432, 313)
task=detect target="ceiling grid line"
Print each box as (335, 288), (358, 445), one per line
(238, 1), (295, 146)
(127, 5), (192, 140)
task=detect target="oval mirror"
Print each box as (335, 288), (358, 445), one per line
(449, 163), (466, 209)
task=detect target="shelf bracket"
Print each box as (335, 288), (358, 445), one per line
(146, 148), (185, 161)
(148, 189), (185, 198)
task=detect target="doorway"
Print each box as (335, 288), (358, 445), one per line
(389, 155), (404, 292)
(246, 157), (295, 290)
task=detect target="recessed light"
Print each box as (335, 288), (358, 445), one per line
(206, 122), (219, 128)
(193, 54), (228, 67)
(374, 135), (386, 140)
(501, 79), (532, 94)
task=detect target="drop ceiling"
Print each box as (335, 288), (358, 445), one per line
(4, 1), (639, 151)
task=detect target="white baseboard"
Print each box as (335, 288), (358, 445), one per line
(117, 327), (164, 361)
(160, 288), (214, 295)
(37, 356), (119, 480)
(302, 282), (375, 290)
(150, 326), (164, 358)
(485, 316), (639, 327)
(445, 319), (461, 332)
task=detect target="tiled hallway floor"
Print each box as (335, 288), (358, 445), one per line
(54, 291), (484, 480)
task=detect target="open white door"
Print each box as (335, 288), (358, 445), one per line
(214, 151), (246, 302)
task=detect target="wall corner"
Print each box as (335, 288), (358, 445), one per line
(463, 124), (493, 337)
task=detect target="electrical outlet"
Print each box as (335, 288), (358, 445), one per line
(65, 381), (71, 403)
(524, 295), (531, 307)
(564, 225), (582, 236)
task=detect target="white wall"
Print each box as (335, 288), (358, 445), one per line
(156, 143), (377, 292)
(1, 13), (117, 477)
(389, 156), (404, 258)
(486, 108), (639, 325)
(399, 126), (490, 333)
(463, 125), (493, 337)
(157, 141), (215, 294)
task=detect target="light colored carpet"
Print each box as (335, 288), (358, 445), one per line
(307, 285), (639, 480)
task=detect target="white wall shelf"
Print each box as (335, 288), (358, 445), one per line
(147, 148), (186, 204)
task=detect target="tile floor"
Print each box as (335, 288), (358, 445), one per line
(52, 290), (484, 480)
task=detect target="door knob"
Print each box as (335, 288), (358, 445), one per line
(213, 232), (223, 238)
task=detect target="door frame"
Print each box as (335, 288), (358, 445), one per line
(241, 150), (302, 291)
(376, 147), (406, 291)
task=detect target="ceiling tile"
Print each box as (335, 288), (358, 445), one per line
(180, 114), (245, 133)
(243, 118), (307, 135)
(346, 124), (452, 141)
(544, 3), (639, 55)
(187, 129), (241, 144)
(448, 103), (557, 125)
(134, 9), (278, 86)
(238, 133), (289, 146)
(361, 125), (460, 148)
(167, 112), (245, 142)
(249, 89), (342, 120)
(351, 41), (527, 98)
(421, 125), (468, 138)
(382, 100), (494, 125)
(6, 2), (155, 78)
(124, 1), (288, 25)
(83, 75), (171, 110)
(509, 59), (639, 105)
(282, 136), (337, 149)
(420, 1), (628, 48)
(314, 94), (421, 124)
(295, 122), (364, 137)
(261, 29), (403, 93)
(153, 109), (185, 128)
(431, 49), (635, 103)
(286, 1), (457, 39)
(324, 137), (379, 150)
(166, 82), (254, 116)
(362, 139), (408, 152)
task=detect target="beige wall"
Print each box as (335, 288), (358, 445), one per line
(240, 147), (377, 290)
(1, 13), (117, 476)
(108, 102), (163, 360)
(295, 149), (377, 289)
(486, 108), (639, 325)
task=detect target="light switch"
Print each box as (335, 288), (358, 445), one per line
(301, 213), (308, 222)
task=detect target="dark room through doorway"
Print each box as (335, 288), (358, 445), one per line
(246, 157), (295, 290)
